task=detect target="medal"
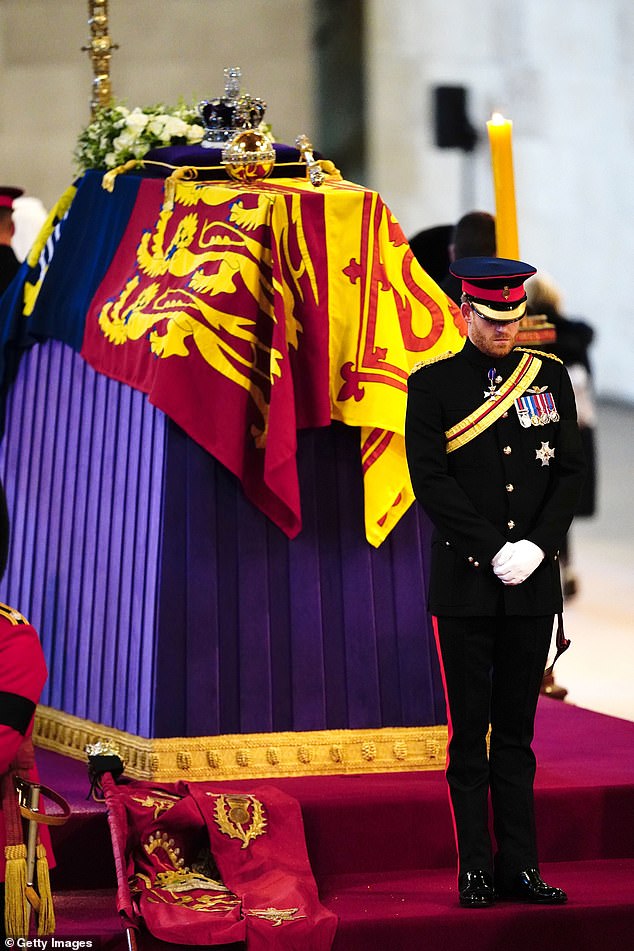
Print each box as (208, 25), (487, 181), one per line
(544, 391), (560, 422)
(515, 390), (559, 427)
(484, 368), (503, 400)
(515, 394), (540, 427)
(535, 441), (556, 466)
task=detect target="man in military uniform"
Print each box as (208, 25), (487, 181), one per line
(405, 257), (586, 908)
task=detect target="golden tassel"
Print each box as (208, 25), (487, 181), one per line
(35, 842), (55, 935)
(4, 843), (30, 937)
(163, 166), (198, 210)
(316, 159), (343, 182)
(101, 159), (139, 192)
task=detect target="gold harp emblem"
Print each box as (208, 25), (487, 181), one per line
(502, 285), (510, 300)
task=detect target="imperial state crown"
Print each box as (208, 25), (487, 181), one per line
(198, 66), (267, 147)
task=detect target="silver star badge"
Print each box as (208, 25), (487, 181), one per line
(535, 442), (556, 466)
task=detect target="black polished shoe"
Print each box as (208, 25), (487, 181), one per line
(497, 868), (567, 904)
(458, 869), (495, 908)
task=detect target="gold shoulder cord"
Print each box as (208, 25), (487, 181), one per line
(409, 350), (455, 375)
(0, 602), (29, 626)
(516, 346), (563, 364)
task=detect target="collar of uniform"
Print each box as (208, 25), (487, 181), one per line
(461, 338), (519, 372)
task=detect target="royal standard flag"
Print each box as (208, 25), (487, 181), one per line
(323, 183), (466, 544)
(79, 173), (464, 545)
(82, 176), (333, 539)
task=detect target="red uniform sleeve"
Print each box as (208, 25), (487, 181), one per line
(0, 617), (48, 774)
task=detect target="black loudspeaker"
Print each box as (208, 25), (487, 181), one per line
(433, 85), (478, 152)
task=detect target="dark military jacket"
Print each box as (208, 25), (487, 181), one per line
(0, 244), (20, 297)
(405, 338), (586, 616)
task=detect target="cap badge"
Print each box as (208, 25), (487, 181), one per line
(502, 285), (510, 300)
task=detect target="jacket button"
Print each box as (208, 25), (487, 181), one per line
(503, 445), (512, 455)
(508, 520), (515, 529)
(506, 483), (514, 492)
(502, 411), (509, 418)
(468, 556), (474, 563)
(474, 561), (480, 568)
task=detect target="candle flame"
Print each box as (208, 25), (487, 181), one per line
(489, 112), (508, 125)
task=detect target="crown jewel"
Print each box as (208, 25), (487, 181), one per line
(198, 66), (267, 148)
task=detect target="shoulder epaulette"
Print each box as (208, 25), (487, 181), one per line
(409, 350), (456, 375)
(0, 601), (29, 625)
(516, 347), (563, 364)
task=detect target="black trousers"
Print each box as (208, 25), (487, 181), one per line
(435, 614), (553, 884)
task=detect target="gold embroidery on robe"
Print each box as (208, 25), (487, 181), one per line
(212, 793), (267, 848)
(247, 906), (307, 926)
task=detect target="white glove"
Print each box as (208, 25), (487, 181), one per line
(492, 540), (545, 585)
(491, 541), (515, 570)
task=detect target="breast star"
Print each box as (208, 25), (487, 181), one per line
(535, 441), (556, 466)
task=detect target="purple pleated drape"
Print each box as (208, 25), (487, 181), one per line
(0, 341), (166, 736)
(0, 340), (446, 738)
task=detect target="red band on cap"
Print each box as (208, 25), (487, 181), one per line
(462, 281), (525, 304)
(462, 280), (526, 302)
(0, 196), (15, 209)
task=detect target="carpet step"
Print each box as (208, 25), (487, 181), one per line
(51, 888), (128, 949)
(42, 750), (634, 886)
(44, 774), (634, 889)
(52, 889), (243, 951)
(48, 859), (634, 951)
(35, 700), (634, 908)
(298, 775), (634, 877)
(321, 859), (634, 951)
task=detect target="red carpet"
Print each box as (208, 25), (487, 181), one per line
(37, 698), (634, 948)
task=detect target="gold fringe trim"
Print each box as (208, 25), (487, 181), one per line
(35, 842), (55, 934)
(4, 843), (30, 937)
(33, 705), (447, 783)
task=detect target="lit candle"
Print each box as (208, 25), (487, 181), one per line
(486, 112), (519, 259)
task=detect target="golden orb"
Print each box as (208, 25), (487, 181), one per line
(221, 130), (276, 183)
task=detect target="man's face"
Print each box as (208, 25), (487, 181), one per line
(462, 303), (521, 358)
